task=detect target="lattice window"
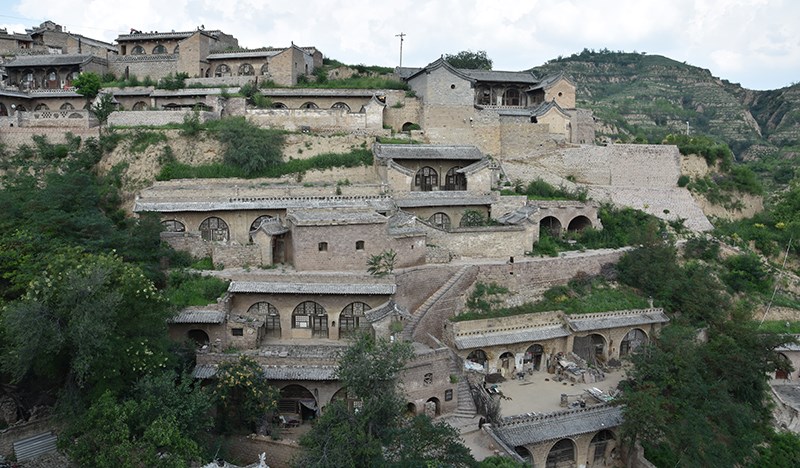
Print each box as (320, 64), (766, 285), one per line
(248, 302), (280, 338)
(444, 167), (466, 190)
(414, 166), (438, 191)
(238, 63), (254, 75)
(131, 45), (145, 55)
(293, 301), (328, 337)
(250, 215), (274, 231)
(161, 219), (186, 232)
(199, 217), (229, 242)
(153, 44), (167, 54)
(428, 212), (451, 230)
(339, 302), (370, 338)
(423, 373), (433, 386)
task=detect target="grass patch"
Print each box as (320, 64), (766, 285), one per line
(157, 148), (373, 181)
(295, 75), (408, 90)
(452, 276), (648, 322)
(501, 178), (588, 201)
(758, 321), (800, 333)
(164, 270), (229, 309)
(126, 130), (168, 154)
(190, 257), (216, 270)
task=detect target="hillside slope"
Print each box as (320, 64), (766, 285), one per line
(530, 50), (800, 158)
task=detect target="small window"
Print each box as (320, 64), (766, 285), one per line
(355, 240), (365, 251)
(232, 328), (244, 336)
(445, 389), (453, 401)
(318, 242), (328, 252)
(153, 44), (167, 54)
(424, 373), (433, 386)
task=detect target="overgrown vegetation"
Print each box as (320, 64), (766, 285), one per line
(501, 178), (588, 201)
(163, 270), (229, 309)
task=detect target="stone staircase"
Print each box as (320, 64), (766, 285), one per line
(400, 265), (474, 342)
(450, 353), (478, 419)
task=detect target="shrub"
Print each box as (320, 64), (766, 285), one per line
(677, 174), (690, 187)
(208, 117), (285, 176)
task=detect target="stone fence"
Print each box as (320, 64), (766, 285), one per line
(247, 106), (384, 133)
(18, 109), (97, 128)
(186, 76), (253, 87)
(108, 109), (218, 127)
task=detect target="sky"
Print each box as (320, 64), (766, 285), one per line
(1, 0), (798, 90)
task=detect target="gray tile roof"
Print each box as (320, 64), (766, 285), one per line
(229, 281), (396, 295)
(134, 195), (396, 213)
(365, 300), (410, 323)
(531, 100), (568, 117)
(776, 336), (800, 352)
(0, 89), (32, 99)
(454, 325), (569, 350)
(374, 143), (484, 161)
(168, 308), (225, 324)
(494, 404), (623, 446)
(494, 108), (534, 117)
(566, 309), (669, 332)
(250, 218), (289, 236)
(497, 205), (539, 225)
(261, 88), (382, 97)
(458, 69), (538, 84)
(528, 71), (573, 91)
(457, 158), (491, 175)
(3, 54), (96, 68)
(394, 191), (495, 208)
(287, 209), (388, 226)
(206, 50), (283, 60)
(116, 30), (221, 41)
(387, 210), (427, 237)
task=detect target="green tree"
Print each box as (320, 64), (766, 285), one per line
(444, 50), (493, 70)
(72, 71), (102, 99)
(212, 355), (280, 433)
(211, 117), (284, 176)
(2, 249), (172, 401)
(366, 249), (397, 277)
(298, 334), (475, 467)
(90, 92), (118, 132)
(63, 371), (213, 468)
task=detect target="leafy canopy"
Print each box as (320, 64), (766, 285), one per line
(444, 50), (493, 70)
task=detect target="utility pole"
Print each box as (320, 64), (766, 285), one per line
(395, 32), (406, 67)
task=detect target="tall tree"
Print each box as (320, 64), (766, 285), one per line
(444, 50), (493, 70)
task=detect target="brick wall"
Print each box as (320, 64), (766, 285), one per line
(400, 347), (458, 416)
(0, 126), (100, 148)
(108, 55), (179, 81)
(108, 109), (217, 127)
(18, 109), (96, 128)
(246, 102), (384, 133)
(422, 223), (535, 259)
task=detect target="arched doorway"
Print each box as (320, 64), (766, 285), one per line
(402, 121), (419, 132)
(567, 215), (593, 233)
(339, 302), (370, 339)
(776, 353), (790, 379)
(292, 301), (328, 338)
(425, 397), (440, 417)
(199, 216), (229, 241)
(187, 329), (209, 346)
(573, 333), (606, 364)
(546, 438), (576, 468)
(589, 429), (615, 467)
(331, 387), (359, 412)
(466, 349), (488, 370)
(444, 167), (467, 191)
(279, 384), (317, 421)
(620, 329), (648, 357)
(499, 351), (515, 374)
(247, 301), (281, 341)
(406, 402), (417, 416)
(540, 216), (562, 237)
(524, 344), (544, 371)
(414, 166), (438, 191)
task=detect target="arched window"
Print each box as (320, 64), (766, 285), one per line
(428, 212), (451, 230)
(539, 216), (562, 237)
(567, 215), (592, 232)
(444, 167), (467, 190)
(44, 69), (58, 88)
(300, 102), (318, 109)
(503, 88), (521, 106)
(250, 215), (275, 232)
(238, 63), (254, 75)
(340, 302), (370, 338)
(131, 45), (145, 55)
(272, 102), (287, 109)
(16, 105), (27, 112)
(590, 430), (615, 464)
(199, 217), (229, 241)
(35, 103), (49, 111)
(260, 63), (269, 75)
(293, 301), (328, 338)
(247, 301), (281, 338)
(331, 102), (350, 111)
(161, 219), (185, 232)
(414, 166), (438, 191)
(60, 103), (74, 110)
(152, 44), (167, 54)
(132, 101), (148, 111)
(215, 64), (231, 77)
(173, 44), (180, 54)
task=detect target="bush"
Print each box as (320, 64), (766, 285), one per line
(208, 117), (285, 176)
(165, 270), (229, 308)
(677, 174), (690, 187)
(722, 253), (773, 295)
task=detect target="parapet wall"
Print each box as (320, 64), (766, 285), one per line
(18, 109), (97, 128)
(108, 109), (218, 127)
(247, 106), (385, 133)
(422, 223), (536, 259)
(0, 126), (100, 148)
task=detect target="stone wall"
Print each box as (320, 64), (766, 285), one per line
(569, 108), (596, 144)
(422, 223), (535, 259)
(246, 103), (384, 133)
(400, 347), (459, 416)
(383, 95), (423, 131)
(186, 76), (252, 87)
(109, 54), (179, 81)
(108, 109), (217, 127)
(394, 264), (462, 314)
(18, 109), (96, 128)
(0, 126), (100, 148)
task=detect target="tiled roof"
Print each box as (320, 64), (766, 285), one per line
(116, 30), (221, 41)
(168, 308), (225, 324)
(395, 66), (422, 79)
(394, 191), (495, 208)
(134, 195), (396, 213)
(192, 364), (217, 379)
(494, 404), (623, 446)
(3, 54), (96, 68)
(374, 143), (484, 160)
(497, 205), (539, 225)
(287, 209), (388, 226)
(0, 89), (32, 99)
(250, 218), (289, 236)
(566, 309), (669, 332)
(206, 50), (282, 60)
(776, 335), (800, 352)
(229, 281), (396, 295)
(404, 58), (475, 83)
(261, 88), (381, 97)
(454, 325), (569, 350)
(387, 210), (426, 237)
(457, 158), (491, 175)
(528, 71), (573, 91)
(365, 300), (410, 323)
(531, 100), (568, 117)
(458, 69), (538, 84)
(0, 32), (32, 41)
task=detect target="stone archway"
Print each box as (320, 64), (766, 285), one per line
(567, 215), (593, 233)
(620, 328), (648, 357)
(187, 329), (209, 346)
(524, 344), (544, 371)
(573, 333), (606, 364)
(466, 349), (488, 370)
(546, 438), (576, 468)
(589, 429), (616, 467)
(499, 351), (515, 374)
(514, 446), (532, 463)
(279, 384), (318, 421)
(540, 216), (562, 237)
(425, 397), (440, 417)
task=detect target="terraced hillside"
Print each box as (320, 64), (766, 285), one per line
(530, 50), (800, 158)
